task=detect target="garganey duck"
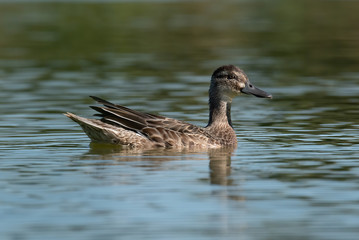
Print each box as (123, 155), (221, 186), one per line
(65, 65), (272, 149)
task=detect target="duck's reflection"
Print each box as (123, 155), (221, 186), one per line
(208, 147), (234, 186)
(82, 143), (235, 186)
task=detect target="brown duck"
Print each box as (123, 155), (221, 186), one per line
(65, 65), (272, 149)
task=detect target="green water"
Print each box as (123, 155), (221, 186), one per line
(1, 1), (359, 240)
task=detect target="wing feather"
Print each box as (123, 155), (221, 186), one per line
(90, 106), (146, 131)
(89, 96), (208, 147)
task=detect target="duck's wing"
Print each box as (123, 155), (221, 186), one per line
(90, 96), (208, 147)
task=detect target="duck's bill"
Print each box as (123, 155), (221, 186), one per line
(241, 81), (272, 98)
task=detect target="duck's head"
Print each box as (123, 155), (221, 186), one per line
(209, 65), (272, 101)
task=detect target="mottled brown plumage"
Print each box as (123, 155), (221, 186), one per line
(65, 65), (272, 149)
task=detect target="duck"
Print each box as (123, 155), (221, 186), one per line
(65, 65), (272, 149)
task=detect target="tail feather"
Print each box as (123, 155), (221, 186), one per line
(64, 112), (150, 147)
(65, 112), (121, 144)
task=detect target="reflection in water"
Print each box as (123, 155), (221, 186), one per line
(87, 143), (235, 186)
(208, 148), (233, 186)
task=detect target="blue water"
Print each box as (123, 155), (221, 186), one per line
(1, 1), (359, 240)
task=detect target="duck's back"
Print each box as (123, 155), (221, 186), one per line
(65, 96), (225, 149)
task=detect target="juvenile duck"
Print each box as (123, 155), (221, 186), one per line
(65, 65), (272, 149)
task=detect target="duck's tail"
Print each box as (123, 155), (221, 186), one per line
(64, 112), (150, 148)
(64, 112), (122, 144)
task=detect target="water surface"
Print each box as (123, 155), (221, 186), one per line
(1, 1), (359, 240)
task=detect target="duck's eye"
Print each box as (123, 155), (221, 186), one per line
(227, 74), (236, 79)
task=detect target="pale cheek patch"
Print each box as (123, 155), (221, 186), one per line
(231, 81), (245, 92)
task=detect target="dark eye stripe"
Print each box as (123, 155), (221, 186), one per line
(215, 73), (238, 79)
(228, 74), (237, 79)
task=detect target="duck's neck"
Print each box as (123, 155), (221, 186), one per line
(207, 95), (233, 128)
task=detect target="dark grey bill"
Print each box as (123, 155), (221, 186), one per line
(241, 81), (272, 98)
